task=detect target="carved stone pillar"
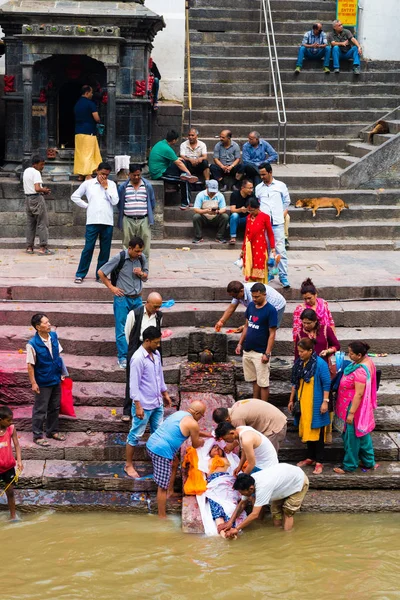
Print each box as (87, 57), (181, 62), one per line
(22, 63), (33, 160)
(106, 65), (117, 163)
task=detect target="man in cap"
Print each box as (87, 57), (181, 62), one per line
(192, 180), (229, 244)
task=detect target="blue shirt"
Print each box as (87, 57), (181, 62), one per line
(242, 139), (278, 166)
(244, 301), (278, 353)
(74, 97), (98, 135)
(194, 190), (226, 210)
(302, 30), (328, 54)
(146, 410), (191, 459)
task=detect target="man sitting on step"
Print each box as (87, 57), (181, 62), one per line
(328, 20), (362, 75)
(294, 22), (331, 75)
(236, 131), (278, 187)
(192, 180), (229, 244)
(210, 129), (241, 192)
(180, 128), (210, 182)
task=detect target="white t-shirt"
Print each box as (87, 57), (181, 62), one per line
(238, 426), (278, 470)
(231, 282), (286, 311)
(180, 139), (207, 159)
(252, 463), (305, 507)
(23, 167), (43, 195)
(124, 309), (160, 344)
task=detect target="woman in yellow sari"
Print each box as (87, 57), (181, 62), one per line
(242, 198), (275, 283)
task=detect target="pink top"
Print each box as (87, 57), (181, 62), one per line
(292, 297), (335, 341)
(0, 425), (16, 473)
(335, 361), (377, 437)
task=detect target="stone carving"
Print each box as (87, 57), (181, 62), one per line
(22, 24), (120, 37)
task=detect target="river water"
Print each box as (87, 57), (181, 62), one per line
(1, 511), (399, 600)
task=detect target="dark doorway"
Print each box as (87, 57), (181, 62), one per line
(58, 81), (82, 148)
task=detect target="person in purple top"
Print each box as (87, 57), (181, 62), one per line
(146, 400), (206, 518)
(124, 326), (172, 479)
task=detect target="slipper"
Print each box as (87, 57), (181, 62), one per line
(121, 415), (131, 423)
(297, 459), (315, 467)
(333, 466), (353, 474)
(26, 248), (34, 254)
(47, 433), (66, 441)
(361, 463), (380, 472)
(34, 438), (50, 447)
(74, 277), (83, 284)
(38, 248), (55, 256)
(229, 238), (236, 245)
(313, 463), (323, 475)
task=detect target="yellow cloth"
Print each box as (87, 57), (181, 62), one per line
(182, 446), (207, 496)
(298, 377), (324, 443)
(243, 239), (268, 283)
(209, 456), (227, 474)
(73, 134), (102, 176)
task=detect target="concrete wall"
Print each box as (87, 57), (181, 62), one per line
(358, 0), (400, 60)
(145, 0), (185, 102)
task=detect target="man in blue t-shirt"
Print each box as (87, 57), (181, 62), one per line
(235, 282), (278, 401)
(73, 85), (102, 179)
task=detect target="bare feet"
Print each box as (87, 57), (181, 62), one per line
(273, 518), (283, 528)
(283, 515), (294, 531)
(124, 465), (140, 478)
(313, 463), (323, 475)
(297, 459), (315, 467)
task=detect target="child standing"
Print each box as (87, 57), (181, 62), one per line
(0, 406), (23, 520)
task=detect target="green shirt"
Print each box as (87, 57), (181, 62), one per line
(148, 139), (178, 179)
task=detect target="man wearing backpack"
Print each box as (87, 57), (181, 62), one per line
(97, 236), (148, 368)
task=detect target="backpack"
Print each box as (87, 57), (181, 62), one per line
(110, 250), (145, 286)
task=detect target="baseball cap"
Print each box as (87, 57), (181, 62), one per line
(206, 180), (219, 192)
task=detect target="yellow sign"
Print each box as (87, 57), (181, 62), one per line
(337, 0), (358, 27)
(32, 104), (47, 117)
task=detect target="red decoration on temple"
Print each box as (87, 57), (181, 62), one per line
(101, 91), (108, 104)
(39, 88), (47, 103)
(134, 80), (146, 96)
(148, 75), (155, 91)
(47, 148), (57, 159)
(47, 81), (54, 90)
(4, 75), (16, 93)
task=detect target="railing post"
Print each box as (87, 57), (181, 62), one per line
(185, 0), (192, 130)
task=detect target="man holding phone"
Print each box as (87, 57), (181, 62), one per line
(192, 179), (229, 244)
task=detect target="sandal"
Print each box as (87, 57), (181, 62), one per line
(229, 238), (236, 245)
(297, 459), (315, 467)
(26, 247), (34, 254)
(313, 463), (323, 475)
(47, 433), (66, 441)
(121, 415), (131, 423)
(333, 466), (353, 475)
(34, 438), (50, 447)
(38, 248), (55, 256)
(74, 277), (83, 284)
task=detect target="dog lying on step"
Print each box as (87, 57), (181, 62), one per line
(368, 120), (389, 144)
(295, 197), (349, 217)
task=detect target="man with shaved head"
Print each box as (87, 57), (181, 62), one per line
(147, 400), (206, 517)
(294, 22), (331, 74)
(122, 291), (163, 420)
(210, 129), (241, 192)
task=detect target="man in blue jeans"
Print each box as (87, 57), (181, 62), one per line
(229, 179), (254, 245)
(294, 22), (331, 74)
(125, 326), (172, 478)
(97, 236), (148, 369)
(71, 162), (119, 284)
(328, 20), (362, 75)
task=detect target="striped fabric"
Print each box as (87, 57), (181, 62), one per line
(124, 183), (148, 217)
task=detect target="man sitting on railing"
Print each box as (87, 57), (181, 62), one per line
(235, 131), (278, 187)
(294, 22), (331, 75)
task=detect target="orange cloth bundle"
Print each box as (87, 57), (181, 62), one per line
(182, 446), (207, 496)
(209, 456), (227, 474)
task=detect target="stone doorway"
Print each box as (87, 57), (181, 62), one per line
(58, 81), (82, 148)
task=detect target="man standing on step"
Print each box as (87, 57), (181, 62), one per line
(236, 131), (278, 187)
(213, 399), (287, 452)
(26, 313), (67, 446)
(235, 282), (278, 402)
(148, 130), (198, 210)
(146, 400), (206, 518)
(122, 292), (164, 422)
(210, 129), (241, 192)
(256, 163), (291, 288)
(328, 20), (362, 75)
(97, 236), (148, 369)
(192, 180), (229, 244)
(180, 128), (210, 182)
(294, 22), (331, 75)
(23, 155), (54, 256)
(125, 326), (172, 479)
(117, 163), (156, 258)
(71, 162), (119, 284)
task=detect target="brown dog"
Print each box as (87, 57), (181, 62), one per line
(295, 197), (349, 217)
(368, 120), (389, 144)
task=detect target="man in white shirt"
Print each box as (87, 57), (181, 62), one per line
(23, 155), (54, 256)
(255, 163), (291, 288)
(180, 128), (210, 181)
(221, 465), (309, 535)
(71, 161), (119, 284)
(215, 280), (286, 332)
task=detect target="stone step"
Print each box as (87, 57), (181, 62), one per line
(194, 1), (337, 13)
(13, 430), (400, 463)
(387, 119), (400, 134)
(189, 18), (350, 34)
(1, 324), (400, 357)
(189, 9), (336, 23)
(164, 219), (400, 240)
(164, 205), (400, 224)
(346, 141), (376, 158)
(188, 94), (399, 111)
(195, 137), (358, 152)
(189, 81), (400, 96)
(333, 155), (359, 169)
(360, 132), (393, 145)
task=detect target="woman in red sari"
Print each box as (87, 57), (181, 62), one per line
(242, 198), (275, 283)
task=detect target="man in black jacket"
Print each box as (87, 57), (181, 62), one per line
(122, 292), (163, 421)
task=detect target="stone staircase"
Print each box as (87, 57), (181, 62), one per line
(1, 278), (400, 514)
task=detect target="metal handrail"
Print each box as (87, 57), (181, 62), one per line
(185, 0), (192, 130)
(259, 0), (287, 164)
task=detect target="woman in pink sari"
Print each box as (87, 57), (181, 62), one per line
(292, 278), (335, 341)
(333, 341), (378, 474)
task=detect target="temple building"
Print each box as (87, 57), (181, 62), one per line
(0, 0), (164, 172)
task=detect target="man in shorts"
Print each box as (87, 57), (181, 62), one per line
(235, 282), (278, 401)
(219, 464), (309, 535)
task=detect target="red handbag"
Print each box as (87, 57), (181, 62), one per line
(60, 378), (76, 417)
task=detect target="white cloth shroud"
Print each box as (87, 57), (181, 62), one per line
(114, 155), (131, 173)
(195, 438), (246, 536)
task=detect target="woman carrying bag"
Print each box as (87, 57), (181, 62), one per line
(288, 338), (331, 475)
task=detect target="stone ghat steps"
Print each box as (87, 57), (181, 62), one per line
(3, 299), (400, 329)
(11, 460), (400, 492)
(2, 325), (400, 357)
(189, 19), (345, 35)
(13, 431), (400, 463)
(3, 488), (400, 516)
(190, 7), (336, 21)
(164, 220), (400, 240)
(197, 0), (337, 10)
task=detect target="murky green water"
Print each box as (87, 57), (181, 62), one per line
(1, 511), (399, 600)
